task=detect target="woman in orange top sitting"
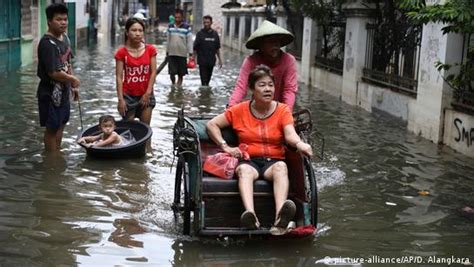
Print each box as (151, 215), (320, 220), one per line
(207, 65), (313, 233)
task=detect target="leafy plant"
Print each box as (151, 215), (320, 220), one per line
(401, 0), (474, 105)
(289, 0), (346, 61)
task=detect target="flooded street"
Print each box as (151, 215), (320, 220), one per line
(0, 34), (473, 266)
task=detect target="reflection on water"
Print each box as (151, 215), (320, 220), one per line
(0, 34), (473, 265)
(109, 218), (146, 248)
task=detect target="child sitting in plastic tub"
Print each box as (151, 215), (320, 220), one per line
(77, 115), (124, 147)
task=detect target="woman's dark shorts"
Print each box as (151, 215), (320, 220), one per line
(168, 56), (188, 76)
(123, 94), (156, 119)
(38, 90), (70, 129)
(238, 157), (282, 178)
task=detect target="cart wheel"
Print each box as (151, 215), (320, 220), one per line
(172, 157), (191, 235)
(182, 161), (191, 235)
(172, 158), (183, 212)
(304, 157), (318, 225)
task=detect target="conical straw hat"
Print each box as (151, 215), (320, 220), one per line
(245, 20), (294, 50)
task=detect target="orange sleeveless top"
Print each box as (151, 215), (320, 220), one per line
(224, 101), (294, 159)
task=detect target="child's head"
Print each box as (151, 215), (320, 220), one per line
(98, 115), (116, 132)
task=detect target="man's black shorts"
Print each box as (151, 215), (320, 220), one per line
(168, 56), (188, 76)
(38, 90), (70, 129)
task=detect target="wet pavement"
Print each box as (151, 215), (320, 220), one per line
(0, 34), (472, 266)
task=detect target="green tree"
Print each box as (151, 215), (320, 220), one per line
(289, 0), (346, 60)
(401, 0), (474, 107)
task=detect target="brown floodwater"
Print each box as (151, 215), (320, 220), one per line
(0, 34), (472, 266)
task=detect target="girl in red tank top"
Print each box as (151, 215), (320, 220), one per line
(115, 18), (158, 126)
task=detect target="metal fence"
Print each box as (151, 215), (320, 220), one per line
(234, 17), (240, 38)
(452, 33), (474, 114)
(363, 23), (422, 96)
(226, 16), (230, 37)
(245, 16), (252, 39)
(314, 22), (345, 75)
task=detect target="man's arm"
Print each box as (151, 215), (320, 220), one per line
(157, 56), (168, 75)
(281, 56), (298, 110)
(166, 27), (171, 54)
(216, 48), (222, 68)
(215, 32), (222, 68)
(186, 27), (194, 56)
(68, 65), (80, 101)
(48, 70), (80, 88)
(193, 31), (200, 60)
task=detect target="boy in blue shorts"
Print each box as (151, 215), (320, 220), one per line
(37, 3), (81, 151)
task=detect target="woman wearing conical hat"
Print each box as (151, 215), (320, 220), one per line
(228, 20), (297, 110)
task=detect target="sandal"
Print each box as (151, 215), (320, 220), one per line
(269, 221), (296, 236)
(274, 200), (296, 228)
(240, 210), (260, 230)
(269, 226), (287, 236)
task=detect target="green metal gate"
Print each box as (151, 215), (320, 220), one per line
(0, 0), (21, 73)
(66, 2), (76, 53)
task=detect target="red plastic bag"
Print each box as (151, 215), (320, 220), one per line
(203, 144), (250, 179)
(203, 153), (238, 179)
(187, 57), (196, 69)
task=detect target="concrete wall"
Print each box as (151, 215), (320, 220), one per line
(77, 27), (88, 47)
(74, 0), (89, 47)
(21, 40), (34, 67)
(75, 0), (89, 29)
(408, 23), (464, 143)
(312, 67), (414, 121)
(311, 67), (343, 99)
(444, 109), (474, 157)
(98, 0), (112, 38)
(358, 82), (415, 121)
(301, 17), (317, 85)
(341, 14), (371, 106)
(21, 0), (38, 66)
